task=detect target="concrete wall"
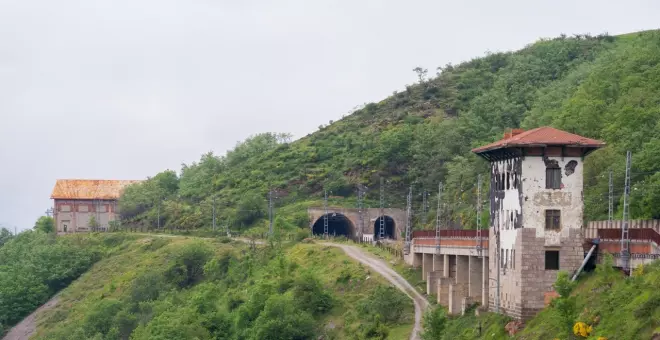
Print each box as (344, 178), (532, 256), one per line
(54, 199), (119, 233)
(307, 207), (406, 239)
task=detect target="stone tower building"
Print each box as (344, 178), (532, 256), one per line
(472, 127), (604, 320)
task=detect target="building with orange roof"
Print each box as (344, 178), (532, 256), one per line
(51, 179), (141, 233)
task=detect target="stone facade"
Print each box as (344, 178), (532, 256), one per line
(307, 207), (406, 239)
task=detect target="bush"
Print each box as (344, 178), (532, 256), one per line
(421, 307), (447, 340)
(358, 285), (410, 324)
(291, 273), (333, 315)
(164, 243), (213, 288)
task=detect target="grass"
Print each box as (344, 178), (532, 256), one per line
(34, 235), (415, 340)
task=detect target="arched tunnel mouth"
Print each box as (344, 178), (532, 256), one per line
(312, 213), (356, 238)
(373, 216), (396, 240)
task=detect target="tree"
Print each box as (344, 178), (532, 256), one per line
(34, 216), (54, 233)
(413, 66), (428, 85)
(88, 215), (99, 231)
(0, 228), (13, 247)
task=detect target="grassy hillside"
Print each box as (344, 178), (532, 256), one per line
(0, 231), (136, 335)
(33, 235), (414, 340)
(118, 29), (660, 234)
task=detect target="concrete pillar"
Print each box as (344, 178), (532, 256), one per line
(437, 277), (452, 306)
(443, 254), (450, 278)
(427, 271), (442, 295)
(482, 255), (489, 307)
(468, 256), (483, 303)
(433, 254), (444, 274)
(412, 253), (423, 268)
(448, 283), (463, 315)
(456, 255), (469, 285)
(422, 253), (433, 282)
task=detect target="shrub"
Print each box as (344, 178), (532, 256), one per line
(164, 243), (213, 288)
(291, 273), (333, 315)
(358, 285), (410, 324)
(421, 307), (447, 340)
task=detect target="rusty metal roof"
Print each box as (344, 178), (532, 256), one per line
(51, 179), (142, 200)
(472, 126), (605, 154)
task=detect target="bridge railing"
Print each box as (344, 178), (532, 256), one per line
(412, 229), (489, 239)
(597, 228), (660, 245)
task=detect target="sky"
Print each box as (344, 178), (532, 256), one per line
(0, 0), (658, 231)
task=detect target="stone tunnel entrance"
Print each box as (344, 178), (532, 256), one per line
(373, 216), (396, 240)
(312, 213), (356, 238)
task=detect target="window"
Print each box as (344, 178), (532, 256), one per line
(545, 210), (561, 230)
(512, 249), (515, 269)
(60, 205), (70, 212)
(505, 249), (509, 268)
(500, 249), (504, 268)
(97, 205), (106, 213)
(546, 166), (561, 189)
(545, 250), (560, 270)
(78, 205), (88, 212)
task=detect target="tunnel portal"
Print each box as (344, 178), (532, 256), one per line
(312, 213), (356, 238)
(373, 216), (396, 240)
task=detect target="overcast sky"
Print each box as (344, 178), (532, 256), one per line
(1, 0), (658, 231)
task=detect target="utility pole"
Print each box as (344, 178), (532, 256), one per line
(421, 189), (428, 226)
(45, 207), (53, 218)
(435, 182), (443, 251)
(608, 169), (613, 229)
(495, 212), (501, 313)
(357, 188), (365, 239)
(212, 195), (216, 232)
(477, 174), (483, 257)
(621, 151), (632, 275)
(268, 190), (274, 236)
(379, 177), (385, 240)
(323, 190), (329, 238)
(404, 185), (413, 254)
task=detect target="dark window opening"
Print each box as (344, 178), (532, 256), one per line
(545, 210), (561, 230)
(545, 250), (560, 270)
(546, 166), (561, 189)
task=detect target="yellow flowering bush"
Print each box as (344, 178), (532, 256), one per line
(597, 337), (608, 340)
(573, 321), (592, 337)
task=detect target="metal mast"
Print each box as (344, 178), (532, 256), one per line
(421, 189), (428, 226)
(435, 182), (443, 250)
(608, 169), (613, 229)
(379, 177), (385, 240)
(404, 185), (413, 254)
(621, 151), (632, 275)
(476, 174), (483, 257)
(323, 190), (329, 238)
(357, 188), (365, 238)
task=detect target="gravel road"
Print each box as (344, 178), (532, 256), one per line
(322, 243), (430, 340)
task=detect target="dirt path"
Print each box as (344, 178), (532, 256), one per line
(2, 296), (59, 340)
(321, 243), (429, 340)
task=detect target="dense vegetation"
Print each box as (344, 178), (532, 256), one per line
(419, 254), (660, 339)
(34, 235), (414, 340)
(119, 30), (660, 235)
(0, 231), (134, 335)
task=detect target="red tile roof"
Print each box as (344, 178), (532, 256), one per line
(51, 179), (141, 200)
(472, 126), (605, 153)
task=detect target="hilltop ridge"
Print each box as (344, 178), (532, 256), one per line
(119, 29), (660, 234)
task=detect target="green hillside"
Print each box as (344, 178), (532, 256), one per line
(119, 29), (660, 234)
(29, 235), (413, 340)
